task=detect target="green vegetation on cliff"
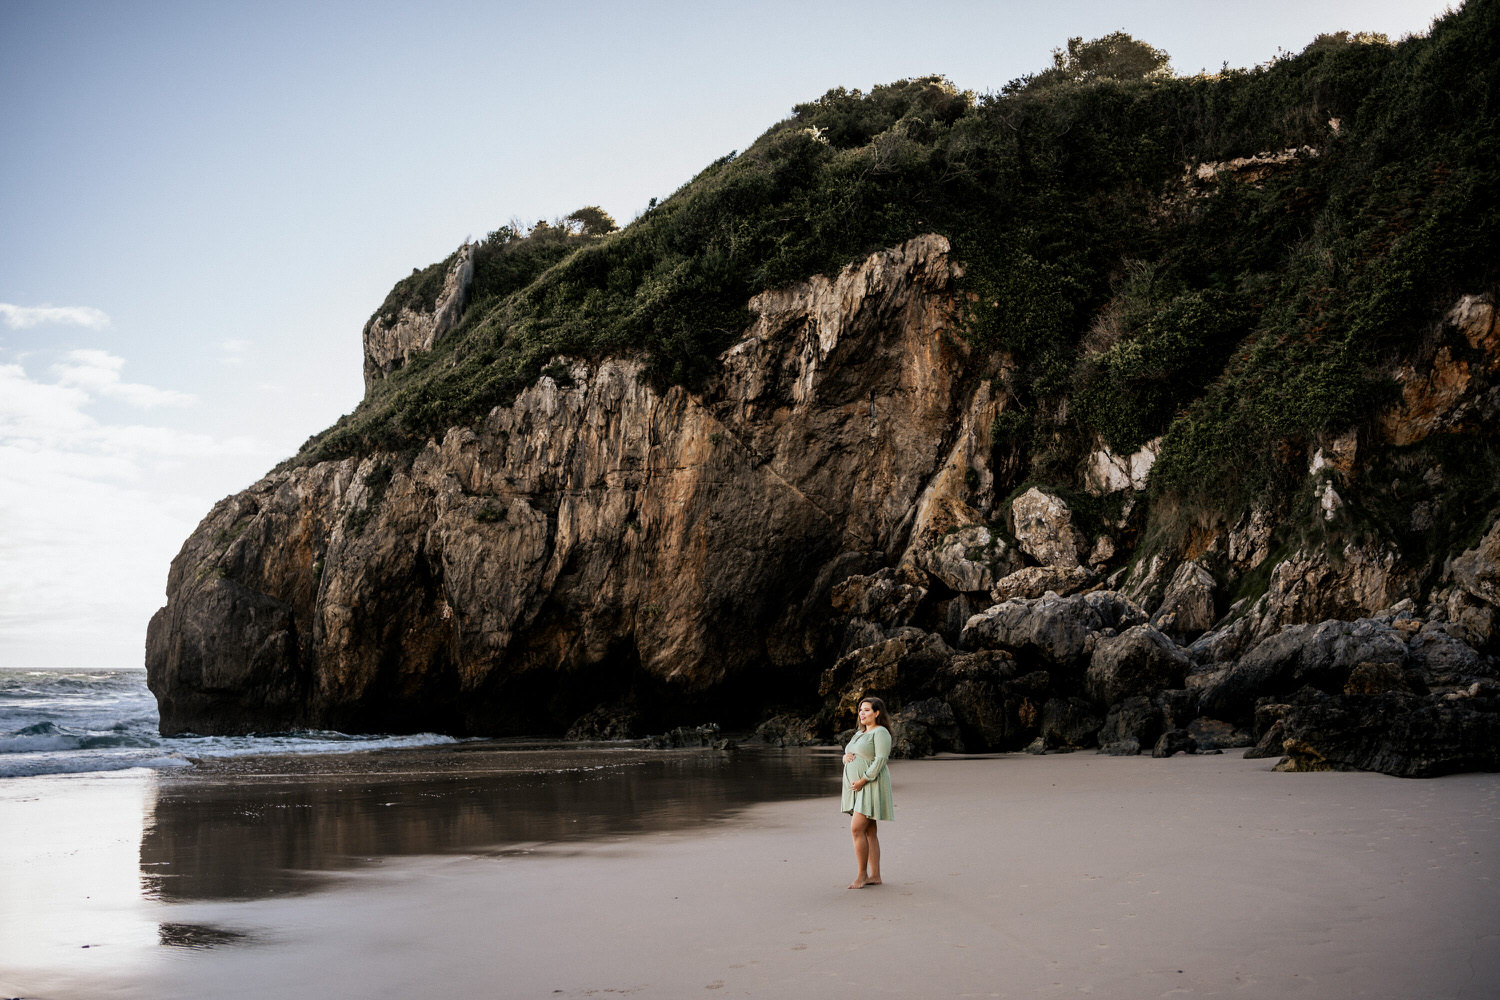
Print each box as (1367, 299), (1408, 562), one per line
(297, 2), (1498, 567)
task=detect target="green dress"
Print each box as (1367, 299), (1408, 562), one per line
(841, 725), (894, 821)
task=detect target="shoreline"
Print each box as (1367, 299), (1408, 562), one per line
(3, 751), (1497, 999)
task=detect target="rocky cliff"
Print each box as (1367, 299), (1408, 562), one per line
(149, 235), (990, 735)
(148, 231), (1499, 775)
(362, 242), (475, 391)
(148, 8), (1500, 774)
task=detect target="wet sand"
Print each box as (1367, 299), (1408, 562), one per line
(3, 750), (1497, 999)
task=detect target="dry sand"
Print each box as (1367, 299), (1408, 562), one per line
(6, 751), (1499, 999)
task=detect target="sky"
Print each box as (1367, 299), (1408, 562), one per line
(0, 0), (1459, 667)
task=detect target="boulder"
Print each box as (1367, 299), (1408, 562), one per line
(751, 713), (820, 747)
(1097, 695), (1164, 755)
(1152, 729), (1199, 757)
(1037, 697), (1102, 751)
(892, 698), (963, 757)
(566, 703), (639, 740)
(960, 594), (1105, 667)
(1010, 488), (1087, 569)
(1243, 719), (1287, 759)
(831, 569), (927, 628)
(1081, 590), (1150, 631)
(1405, 626), (1495, 686)
(931, 592), (989, 646)
(991, 565), (1096, 602)
(1440, 591), (1500, 652)
(818, 628), (955, 723)
(1188, 605), (1258, 668)
(1086, 625), (1191, 705)
(1343, 660), (1421, 695)
(931, 649), (1021, 749)
(642, 724), (727, 750)
(1084, 438), (1160, 495)
(1153, 561), (1218, 639)
(1442, 519), (1500, 642)
(1186, 717), (1253, 751)
(1122, 552), (1174, 616)
(837, 617), (889, 658)
(1275, 691), (1500, 777)
(1196, 618), (1409, 724)
(916, 525), (1023, 594)
(1159, 689), (1199, 730)
(1248, 543), (1419, 640)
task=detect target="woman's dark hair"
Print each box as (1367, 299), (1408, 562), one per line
(859, 696), (893, 732)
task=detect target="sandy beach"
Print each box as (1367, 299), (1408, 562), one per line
(3, 749), (1497, 999)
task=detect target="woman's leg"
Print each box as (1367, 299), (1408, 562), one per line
(866, 820), (881, 885)
(849, 812), (872, 888)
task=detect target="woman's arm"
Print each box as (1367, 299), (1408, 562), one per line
(861, 727), (891, 782)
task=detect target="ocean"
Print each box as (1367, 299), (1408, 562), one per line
(0, 667), (460, 778)
(0, 665), (839, 995)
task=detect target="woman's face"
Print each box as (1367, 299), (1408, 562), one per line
(857, 702), (875, 729)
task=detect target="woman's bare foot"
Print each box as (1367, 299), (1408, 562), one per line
(865, 879), (882, 886)
(847, 876), (869, 889)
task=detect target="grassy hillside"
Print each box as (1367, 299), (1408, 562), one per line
(293, 1), (1498, 575)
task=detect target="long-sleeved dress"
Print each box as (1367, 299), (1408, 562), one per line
(841, 725), (894, 820)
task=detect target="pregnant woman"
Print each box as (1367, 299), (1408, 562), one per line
(841, 696), (894, 889)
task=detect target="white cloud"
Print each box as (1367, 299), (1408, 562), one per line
(52, 349), (196, 408)
(0, 302), (111, 330)
(0, 357), (269, 666)
(220, 339), (250, 365)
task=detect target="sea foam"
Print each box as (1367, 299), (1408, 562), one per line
(0, 668), (460, 779)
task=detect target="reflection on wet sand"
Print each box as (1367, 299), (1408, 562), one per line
(141, 743), (837, 902)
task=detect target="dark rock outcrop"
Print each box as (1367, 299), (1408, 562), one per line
(1152, 729), (1199, 757)
(1086, 625), (1191, 705)
(1195, 619), (1409, 725)
(960, 594), (1105, 667)
(891, 698), (963, 757)
(1276, 690), (1500, 777)
(1098, 696), (1165, 755)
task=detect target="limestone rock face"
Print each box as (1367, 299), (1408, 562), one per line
(149, 235), (979, 735)
(1084, 437), (1159, 495)
(913, 525), (1021, 594)
(1152, 561), (1218, 639)
(991, 565), (1095, 602)
(1248, 543), (1418, 641)
(149, 228), (1500, 776)
(362, 243), (476, 391)
(830, 569), (927, 628)
(1450, 517), (1500, 610)
(1378, 293), (1498, 445)
(1010, 487), (1087, 569)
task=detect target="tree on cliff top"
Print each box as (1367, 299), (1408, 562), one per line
(1011, 31), (1172, 91)
(788, 76), (972, 149)
(562, 206), (618, 237)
